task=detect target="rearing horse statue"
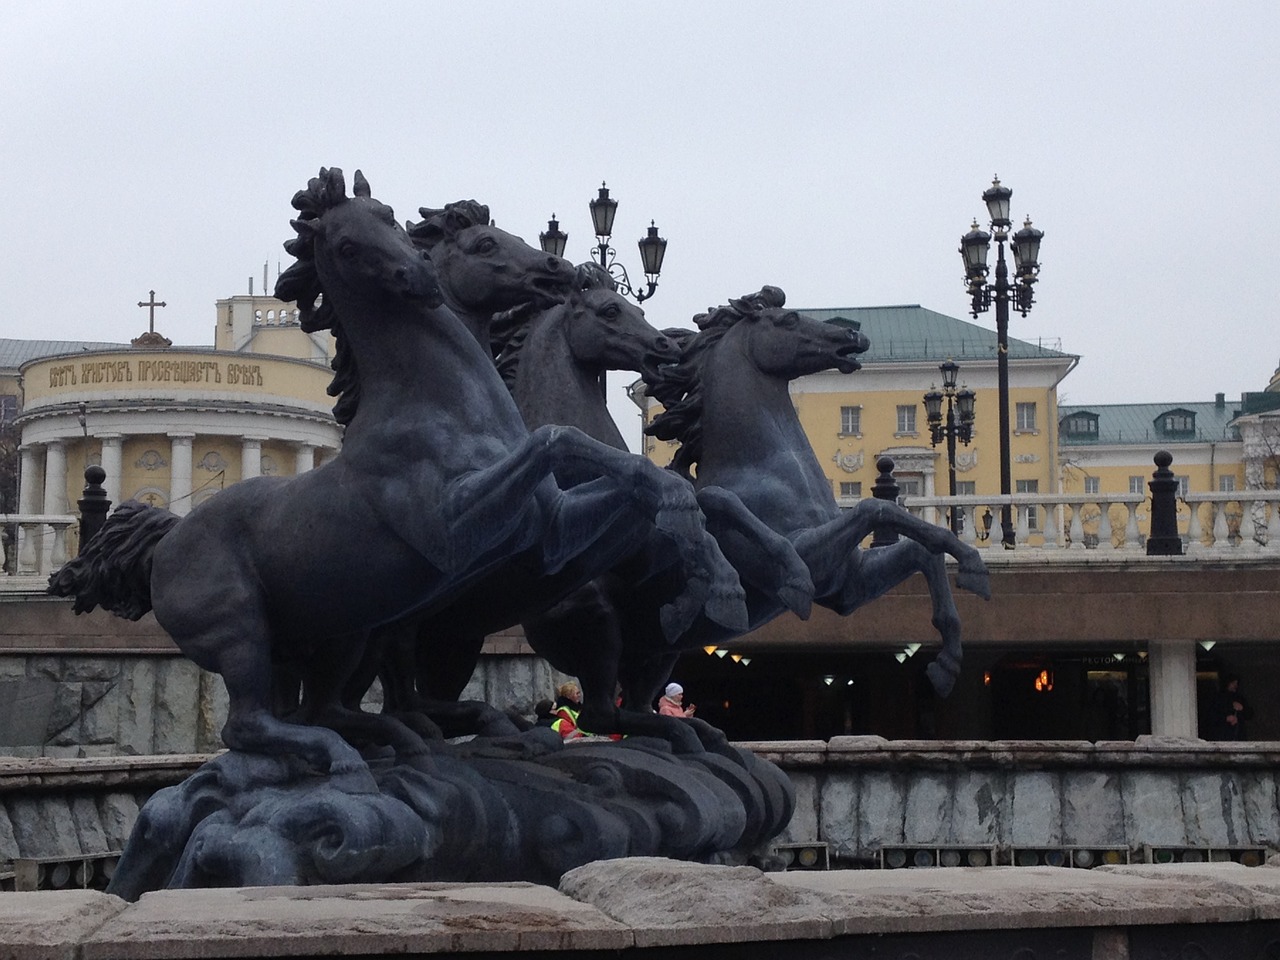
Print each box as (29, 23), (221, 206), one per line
(51, 168), (747, 770)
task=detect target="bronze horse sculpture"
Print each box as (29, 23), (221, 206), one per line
(50, 168), (748, 769)
(506, 288), (990, 747)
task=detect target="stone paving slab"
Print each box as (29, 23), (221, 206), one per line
(771, 862), (1260, 935)
(559, 858), (833, 948)
(5, 860), (1280, 958)
(0, 890), (126, 960)
(77, 882), (631, 959)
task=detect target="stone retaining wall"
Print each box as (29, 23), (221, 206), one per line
(760, 736), (1280, 860)
(0, 650), (561, 760)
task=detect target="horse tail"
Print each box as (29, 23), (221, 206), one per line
(47, 500), (181, 620)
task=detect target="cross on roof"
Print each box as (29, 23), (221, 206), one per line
(137, 290), (166, 334)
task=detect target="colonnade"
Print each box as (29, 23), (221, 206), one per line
(17, 434), (327, 519)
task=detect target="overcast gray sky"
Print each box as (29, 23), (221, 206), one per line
(4, 2), (1277, 448)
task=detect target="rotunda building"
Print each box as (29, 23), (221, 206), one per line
(8, 294), (340, 560)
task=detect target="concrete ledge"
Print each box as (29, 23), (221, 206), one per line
(7, 860), (1280, 958)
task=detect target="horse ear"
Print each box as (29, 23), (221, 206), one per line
(407, 211), (445, 250)
(352, 170), (372, 199)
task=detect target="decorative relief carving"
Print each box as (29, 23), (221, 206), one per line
(832, 449), (864, 474)
(261, 455), (278, 476)
(132, 486), (169, 508)
(1014, 453), (1040, 464)
(135, 450), (168, 471)
(955, 449), (979, 473)
(198, 452), (229, 473)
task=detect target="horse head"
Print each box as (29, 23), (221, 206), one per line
(407, 201), (575, 318)
(559, 264), (681, 382)
(708, 287), (869, 381)
(276, 168), (439, 332)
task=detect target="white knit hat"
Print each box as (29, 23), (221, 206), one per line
(665, 682), (683, 697)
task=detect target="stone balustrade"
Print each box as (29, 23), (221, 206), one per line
(0, 514), (78, 585)
(901, 491), (1280, 553)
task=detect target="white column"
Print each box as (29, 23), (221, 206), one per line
(99, 435), (124, 507)
(168, 434), (195, 516)
(18, 445), (41, 514)
(294, 442), (316, 475)
(42, 440), (67, 514)
(241, 437), (264, 480)
(1148, 639), (1199, 738)
(16, 445), (42, 573)
(40, 440), (68, 572)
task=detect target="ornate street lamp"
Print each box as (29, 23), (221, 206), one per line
(924, 359), (976, 535)
(539, 182), (667, 303)
(960, 175), (1044, 548)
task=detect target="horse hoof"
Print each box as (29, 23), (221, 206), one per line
(778, 578), (814, 620)
(955, 568), (991, 600)
(925, 660), (957, 698)
(705, 585), (748, 632)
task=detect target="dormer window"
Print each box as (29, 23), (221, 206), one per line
(1060, 412), (1099, 439)
(1156, 409), (1195, 437)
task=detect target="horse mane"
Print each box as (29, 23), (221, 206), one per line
(405, 200), (492, 249)
(492, 263), (614, 392)
(274, 167), (388, 427)
(646, 286), (786, 480)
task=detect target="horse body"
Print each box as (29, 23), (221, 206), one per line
(55, 169), (746, 769)
(631, 291), (990, 707)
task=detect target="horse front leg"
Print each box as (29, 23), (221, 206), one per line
(696, 485), (814, 619)
(792, 499), (990, 600)
(819, 542), (964, 698)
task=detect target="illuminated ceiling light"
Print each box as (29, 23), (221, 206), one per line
(1113, 653), (1126, 661)
(730, 653), (742, 663)
(1199, 641), (1216, 651)
(740, 657), (752, 666)
(715, 649), (728, 658)
(846, 679), (854, 686)
(703, 645), (718, 655)
(905, 643), (922, 657)
(822, 676), (835, 686)
(895, 653), (908, 664)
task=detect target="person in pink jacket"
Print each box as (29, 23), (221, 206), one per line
(657, 682), (695, 717)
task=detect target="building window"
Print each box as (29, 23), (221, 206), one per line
(1016, 479), (1039, 530)
(1159, 411), (1196, 435)
(0, 394), (17, 425)
(1129, 475), (1145, 494)
(956, 481), (976, 496)
(1061, 413), (1099, 438)
(1177, 475), (1190, 497)
(897, 476), (922, 498)
(839, 481), (862, 499)
(1016, 402), (1037, 432)
(1219, 475), (1236, 492)
(896, 405), (917, 434)
(1084, 476), (1100, 495)
(840, 406), (861, 436)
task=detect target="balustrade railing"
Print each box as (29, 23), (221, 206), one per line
(0, 514), (79, 582)
(899, 491), (1280, 554)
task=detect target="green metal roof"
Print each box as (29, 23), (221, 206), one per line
(1058, 400), (1243, 445)
(0, 337), (130, 373)
(800, 304), (1075, 364)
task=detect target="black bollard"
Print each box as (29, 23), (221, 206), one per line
(1146, 450), (1183, 556)
(870, 456), (900, 548)
(77, 465), (112, 554)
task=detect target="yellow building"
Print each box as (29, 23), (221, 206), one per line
(4, 294), (338, 560)
(640, 303), (1079, 536)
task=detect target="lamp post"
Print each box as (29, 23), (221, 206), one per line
(923, 359), (976, 535)
(539, 182), (667, 303)
(959, 175), (1043, 548)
